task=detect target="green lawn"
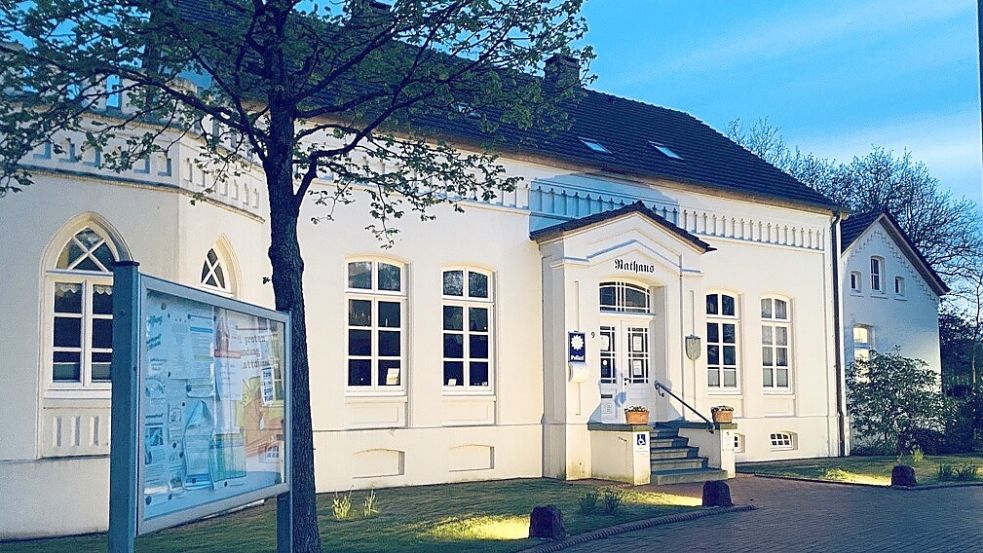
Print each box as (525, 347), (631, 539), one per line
(2, 479), (701, 553)
(740, 454), (983, 486)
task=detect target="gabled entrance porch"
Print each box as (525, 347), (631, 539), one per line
(534, 201), (734, 484)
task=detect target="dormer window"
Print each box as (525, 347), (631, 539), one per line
(579, 138), (611, 154)
(649, 141), (682, 160)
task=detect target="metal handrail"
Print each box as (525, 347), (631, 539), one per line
(653, 380), (715, 434)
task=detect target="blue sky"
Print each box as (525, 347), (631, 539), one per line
(581, 0), (983, 204)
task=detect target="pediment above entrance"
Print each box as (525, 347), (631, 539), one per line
(532, 201), (713, 273)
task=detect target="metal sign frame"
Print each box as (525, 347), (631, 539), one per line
(109, 261), (293, 552)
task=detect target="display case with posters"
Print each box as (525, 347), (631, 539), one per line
(108, 262), (291, 551)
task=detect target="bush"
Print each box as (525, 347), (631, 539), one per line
(577, 491), (599, 515)
(847, 351), (943, 455)
(938, 463), (956, 481)
(956, 465), (979, 481)
(600, 488), (623, 515)
(912, 428), (944, 455)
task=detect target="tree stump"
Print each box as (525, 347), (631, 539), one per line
(891, 465), (917, 487)
(528, 505), (566, 540)
(702, 480), (734, 507)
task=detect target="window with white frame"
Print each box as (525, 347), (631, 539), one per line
(442, 268), (493, 390)
(706, 292), (739, 388)
(853, 325), (874, 362)
(895, 276), (905, 297)
(769, 432), (795, 450)
(761, 297), (791, 389)
(870, 257), (884, 292)
(48, 227), (120, 388)
(849, 271), (861, 292)
(346, 259), (406, 391)
(200, 248), (232, 295)
(599, 281), (651, 313)
(733, 433), (745, 453)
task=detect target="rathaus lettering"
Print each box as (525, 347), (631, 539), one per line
(614, 259), (656, 273)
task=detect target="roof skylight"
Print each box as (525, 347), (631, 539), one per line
(649, 141), (682, 160)
(579, 138), (611, 154)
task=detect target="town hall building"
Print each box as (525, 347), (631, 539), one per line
(0, 52), (945, 542)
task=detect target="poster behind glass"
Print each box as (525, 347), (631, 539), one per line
(141, 289), (286, 522)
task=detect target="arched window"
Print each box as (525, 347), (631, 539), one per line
(200, 248), (230, 295)
(761, 296), (792, 390)
(870, 257), (884, 292)
(442, 268), (494, 391)
(599, 281), (651, 313)
(346, 259), (406, 391)
(47, 226), (121, 388)
(706, 292), (739, 388)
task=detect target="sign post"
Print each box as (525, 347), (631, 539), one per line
(108, 262), (292, 552)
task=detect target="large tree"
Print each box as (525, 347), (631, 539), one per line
(0, 1), (591, 550)
(727, 117), (983, 279)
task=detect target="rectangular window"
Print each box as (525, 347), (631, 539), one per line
(733, 433), (744, 453)
(853, 325), (873, 362)
(346, 260), (406, 391)
(443, 269), (493, 391)
(52, 280), (113, 385)
(761, 297), (791, 390)
(599, 325), (617, 384)
(707, 293), (739, 389)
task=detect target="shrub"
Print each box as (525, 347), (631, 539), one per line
(600, 488), (624, 515)
(577, 491), (599, 515)
(362, 489), (379, 518)
(822, 467), (851, 481)
(332, 491), (352, 521)
(898, 447), (924, 466)
(956, 465), (979, 481)
(938, 463), (956, 482)
(847, 350), (943, 455)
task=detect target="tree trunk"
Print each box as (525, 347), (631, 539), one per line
(265, 109), (323, 553)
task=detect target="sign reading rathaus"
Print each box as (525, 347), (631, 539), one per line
(613, 259), (657, 274)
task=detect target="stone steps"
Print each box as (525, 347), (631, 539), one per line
(648, 424), (728, 486)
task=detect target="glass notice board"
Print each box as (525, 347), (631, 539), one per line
(137, 278), (290, 533)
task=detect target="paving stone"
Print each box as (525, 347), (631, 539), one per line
(560, 476), (983, 552)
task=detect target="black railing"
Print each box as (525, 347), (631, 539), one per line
(653, 380), (715, 434)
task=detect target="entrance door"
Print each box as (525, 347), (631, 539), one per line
(599, 319), (656, 423)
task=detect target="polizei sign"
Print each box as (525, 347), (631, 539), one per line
(614, 259), (656, 274)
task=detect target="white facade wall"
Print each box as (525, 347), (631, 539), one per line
(0, 126), (852, 538)
(841, 222), (942, 371)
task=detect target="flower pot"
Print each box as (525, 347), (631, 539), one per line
(711, 410), (733, 424)
(625, 410), (650, 425)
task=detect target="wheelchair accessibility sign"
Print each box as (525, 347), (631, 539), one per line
(634, 432), (648, 453)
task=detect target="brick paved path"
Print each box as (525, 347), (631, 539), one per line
(563, 476), (983, 552)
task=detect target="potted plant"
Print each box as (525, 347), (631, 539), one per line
(711, 405), (734, 424)
(624, 405), (650, 425)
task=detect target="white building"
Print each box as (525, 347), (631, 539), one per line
(839, 211), (947, 449)
(0, 60), (942, 540)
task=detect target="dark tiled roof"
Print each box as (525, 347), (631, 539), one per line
(840, 210), (949, 295)
(436, 90), (838, 211)
(530, 201), (714, 253)
(172, 0), (838, 211)
(840, 210), (882, 249)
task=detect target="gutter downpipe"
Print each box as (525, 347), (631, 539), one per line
(831, 211), (847, 457)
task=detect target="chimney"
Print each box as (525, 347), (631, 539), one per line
(544, 54), (580, 90)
